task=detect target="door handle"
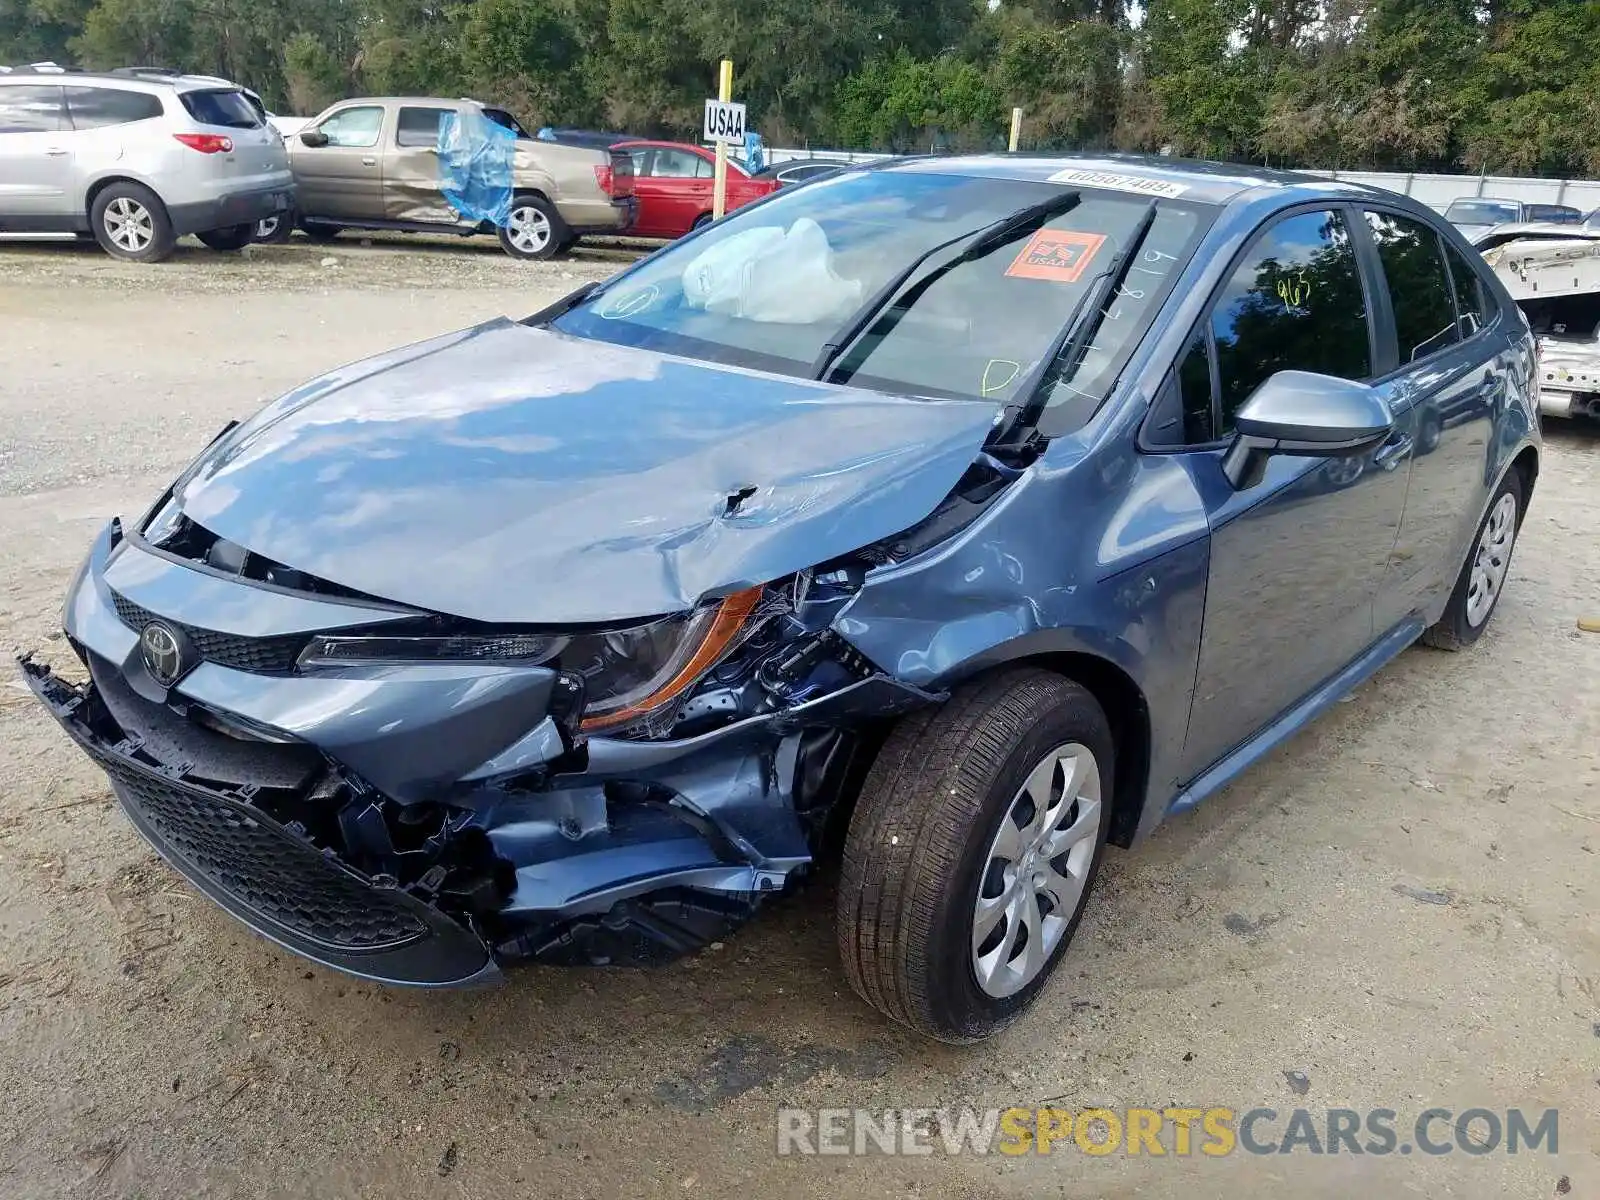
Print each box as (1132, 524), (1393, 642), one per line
(1373, 434), (1414, 471)
(361, 156), (377, 166)
(45, 147), (69, 157)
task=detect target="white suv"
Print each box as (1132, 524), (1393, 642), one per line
(0, 69), (294, 262)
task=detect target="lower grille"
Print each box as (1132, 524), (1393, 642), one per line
(98, 755), (428, 952)
(109, 591), (306, 674)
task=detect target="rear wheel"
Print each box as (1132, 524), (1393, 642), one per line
(300, 220), (342, 242)
(90, 182), (175, 263)
(836, 669), (1113, 1043)
(498, 194), (567, 260)
(691, 212), (713, 232)
(1421, 469), (1524, 650)
(196, 223), (255, 252)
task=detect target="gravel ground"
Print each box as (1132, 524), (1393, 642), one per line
(0, 236), (1597, 1200)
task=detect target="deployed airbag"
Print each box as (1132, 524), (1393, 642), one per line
(681, 219), (863, 324)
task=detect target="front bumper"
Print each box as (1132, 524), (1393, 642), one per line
(21, 655), (496, 985)
(26, 520), (935, 985)
(170, 184), (296, 237)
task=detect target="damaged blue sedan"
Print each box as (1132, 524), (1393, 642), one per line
(23, 155), (1540, 1042)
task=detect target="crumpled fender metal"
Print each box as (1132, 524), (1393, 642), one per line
(830, 413), (1213, 845)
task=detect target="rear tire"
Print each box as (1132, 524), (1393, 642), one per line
(836, 669), (1114, 1043)
(89, 182), (175, 263)
(1421, 469), (1524, 650)
(691, 212), (713, 231)
(196, 223), (255, 252)
(300, 221), (342, 242)
(498, 194), (567, 260)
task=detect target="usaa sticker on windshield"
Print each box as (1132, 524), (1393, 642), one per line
(1045, 169), (1191, 199)
(1005, 229), (1107, 283)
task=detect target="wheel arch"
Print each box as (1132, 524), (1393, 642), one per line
(85, 173), (164, 215)
(937, 649), (1153, 849)
(1509, 443), (1539, 524)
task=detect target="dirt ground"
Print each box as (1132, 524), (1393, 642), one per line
(0, 234), (1596, 1200)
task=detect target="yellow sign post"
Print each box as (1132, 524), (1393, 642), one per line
(712, 59), (734, 220)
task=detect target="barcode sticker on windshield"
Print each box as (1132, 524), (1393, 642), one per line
(1046, 169), (1191, 198)
(1005, 229), (1106, 283)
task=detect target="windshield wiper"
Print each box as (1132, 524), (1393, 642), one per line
(809, 190), (1082, 383)
(995, 200), (1159, 443)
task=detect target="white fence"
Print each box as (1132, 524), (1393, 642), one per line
(1305, 171), (1600, 215)
(763, 148), (1600, 214)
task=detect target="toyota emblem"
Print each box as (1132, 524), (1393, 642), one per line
(139, 621), (190, 687)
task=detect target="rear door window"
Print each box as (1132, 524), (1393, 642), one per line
(1210, 209), (1372, 434)
(651, 148), (706, 178)
(0, 84), (65, 133)
(396, 106), (452, 148)
(1364, 211), (1460, 365)
(315, 106), (383, 148)
(180, 88), (262, 129)
(65, 87), (163, 129)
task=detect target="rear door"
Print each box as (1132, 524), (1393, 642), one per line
(1173, 206), (1415, 778)
(291, 103), (387, 220)
(630, 144), (711, 237)
(1359, 208), (1507, 629)
(385, 103), (461, 224)
(0, 84), (71, 223)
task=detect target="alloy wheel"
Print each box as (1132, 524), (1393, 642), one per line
(507, 205), (551, 255)
(104, 197), (154, 254)
(971, 742), (1102, 999)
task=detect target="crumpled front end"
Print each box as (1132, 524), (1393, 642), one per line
(23, 515), (942, 984)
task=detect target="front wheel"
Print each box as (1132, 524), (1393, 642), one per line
(254, 211), (294, 243)
(196, 223), (255, 252)
(498, 195), (567, 260)
(1421, 470), (1524, 650)
(836, 669), (1113, 1043)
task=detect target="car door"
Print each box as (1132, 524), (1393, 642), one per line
(1359, 210), (1505, 629)
(634, 145), (711, 237)
(0, 84), (71, 225)
(291, 103), (387, 221)
(384, 103), (461, 224)
(1172, 206), (1415, 778)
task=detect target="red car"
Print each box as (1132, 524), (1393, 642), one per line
(614, 140), (778, 239)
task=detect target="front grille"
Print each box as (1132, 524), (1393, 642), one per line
(110, 592), (306, 674)
(98, 755), (428, 951)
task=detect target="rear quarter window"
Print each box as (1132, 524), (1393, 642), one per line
(180, 89), (261, 130)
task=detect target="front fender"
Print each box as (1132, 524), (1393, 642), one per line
(831, 449), (1212, 843)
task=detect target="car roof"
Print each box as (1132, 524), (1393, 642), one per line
(877, 152), (1394, 208)
(0, 70), (242, 94)
(324, 96), (485, 108)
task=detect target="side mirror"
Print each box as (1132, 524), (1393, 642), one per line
(299, 129), (329, 148)
(1221, 370), (1392, 491)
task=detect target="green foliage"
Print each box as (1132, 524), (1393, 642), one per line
(3, 0), (1597, 176)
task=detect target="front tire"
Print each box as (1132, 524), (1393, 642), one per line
(836, 669), (1113, 1043)
(89, 182), (175, 263)
(498, 194), (567, 260)
(299, 220), (342, 242)
(1421, 469), (1524, 650)
(196, 223), (255, 252)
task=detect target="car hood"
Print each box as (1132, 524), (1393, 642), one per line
(170, 319), (1002, 624)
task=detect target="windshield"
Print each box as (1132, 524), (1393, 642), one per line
(552, 170), (1209, 414)
(1446, 200), (1519, 226)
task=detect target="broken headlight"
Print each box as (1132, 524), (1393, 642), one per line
(298, 586), (766, 737)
